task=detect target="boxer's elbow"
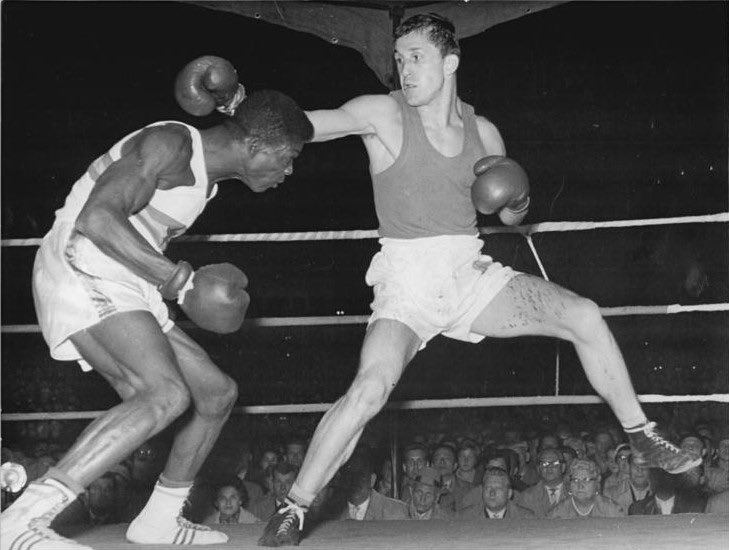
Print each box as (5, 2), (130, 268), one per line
(75, 205), (120, 245)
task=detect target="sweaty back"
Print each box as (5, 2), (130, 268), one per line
(372, 90), (486, 239)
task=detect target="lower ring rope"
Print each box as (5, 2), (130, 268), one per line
(3, 394), (728, 422)
(1, 304), (726, 333)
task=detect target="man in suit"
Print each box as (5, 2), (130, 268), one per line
(516, 448), (568, 517)
(339, 451), (408, 521)
(431, 443), (473, 513)
(458, 468), (535, 520)
(407, 467), (452, 520)
(604, 453), (652, 511)
(250, 463), (299, 521)
(629, 468), (706, 515)
(706, 489), (729, 514)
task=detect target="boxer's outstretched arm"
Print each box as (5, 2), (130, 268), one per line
(75, 126), (194, 286)
(306, 94), (396, 142)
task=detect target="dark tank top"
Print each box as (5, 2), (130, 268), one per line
(372, 90), (486, 239)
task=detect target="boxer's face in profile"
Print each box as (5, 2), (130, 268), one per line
(394, 30), (450, 107)
(240, 140), (303, 192)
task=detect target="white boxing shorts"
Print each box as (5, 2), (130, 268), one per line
(365, 234), (519, 347)
(32, 221), (174, 370)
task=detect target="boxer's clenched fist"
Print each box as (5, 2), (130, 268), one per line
(159, 261), (249, 333)
(174, 55), (246, 116)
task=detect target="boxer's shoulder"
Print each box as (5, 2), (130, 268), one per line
(122, 124), (193, 161)
(121, 124), (194, 177)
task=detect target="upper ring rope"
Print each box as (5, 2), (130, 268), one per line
(2, 212), (727, 247)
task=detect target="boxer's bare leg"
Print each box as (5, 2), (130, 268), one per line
(160, 325), (237, 482)
(470, 274), (700, 473)
(292, 320), (420, 501)
(55, 311), (193, 486)
(259, 320), (420, 547)
(469, 274), (646, 426)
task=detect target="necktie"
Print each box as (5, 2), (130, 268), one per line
(548, 487), (558, 505)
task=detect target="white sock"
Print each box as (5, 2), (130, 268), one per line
(288, 482), (316, 508)
(622, 416), (650, 432)
(135, 481), (191, 522)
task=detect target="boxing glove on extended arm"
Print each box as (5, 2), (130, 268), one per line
(174, 55), (246, 116)
(471, 156), (530, 226)
(159, 261), (250, 333)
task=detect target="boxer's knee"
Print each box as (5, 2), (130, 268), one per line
(561, 295), (605, 345)
(140, 377), (192, 426)
(194, 372), (238, 419)
(345, 371), (393, 419)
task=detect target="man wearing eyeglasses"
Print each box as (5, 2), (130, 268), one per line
(604, 453), (652, 511)
(515, 448), (567, 518)
(548, 459), (625, 518)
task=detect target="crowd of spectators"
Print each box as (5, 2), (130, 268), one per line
(2, 402), (727, 535)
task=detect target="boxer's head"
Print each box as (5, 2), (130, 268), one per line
(393, 14), (460, 106)
(394, 13), (460, 59)
(224, 90), (313, 192)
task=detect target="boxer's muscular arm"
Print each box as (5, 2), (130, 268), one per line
(306, 94), (398, 142)
(75, 126), (193, 286)
(475, 116), (506, 156)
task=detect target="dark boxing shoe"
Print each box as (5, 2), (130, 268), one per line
(258, 501), (306, 547)
(627, 421), (702, 474)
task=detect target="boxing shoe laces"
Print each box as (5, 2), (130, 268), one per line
(0, 479), (92, 550)
(627, 421), (702, 474)
(258, 501), (306, 547)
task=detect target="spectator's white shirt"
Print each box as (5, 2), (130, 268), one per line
(655, 495), (675, 515)
(348, 497), (371, 520)
(486, 507), (506, 519)
(546, 483), (563, 504)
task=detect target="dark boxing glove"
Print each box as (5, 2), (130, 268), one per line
(159, 261), (249, 333)
(471, 156), (530, 226)
(174, 55), (246, 116)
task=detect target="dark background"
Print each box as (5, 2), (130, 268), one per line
(1, 1), (727, 411)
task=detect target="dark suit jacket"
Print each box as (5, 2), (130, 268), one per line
(457, 499), (535, 520)
(339, 490), (409, 521)
(249, 493), (287, 521)
(516, 480), (568, 518)
(628, 491), (706, 515)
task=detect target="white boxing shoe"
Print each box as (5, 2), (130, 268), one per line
(0, 478), (92, 550)
(125, 481), (228, 545)
(126, 514), (228, 545)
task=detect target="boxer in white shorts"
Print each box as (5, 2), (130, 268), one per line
(366, 234), (517, 347)
(34, 224), (173, 371)
(1, 64), (314, 550)
(259, 13), (700, 547)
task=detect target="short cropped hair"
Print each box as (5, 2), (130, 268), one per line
(458, 438), (481, 455)
(394, 13), (460, 58)
(482, 467), (511, 488)
(270, 461), (299, 478)
(226, 89), (313, 147)
(214, 476), (249, 508)
(403, 442), (429, 458)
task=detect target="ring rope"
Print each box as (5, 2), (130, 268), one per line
(1, 303), (727, 334)
(2, 212), (727, 247)
(2, 393), (728, 422)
